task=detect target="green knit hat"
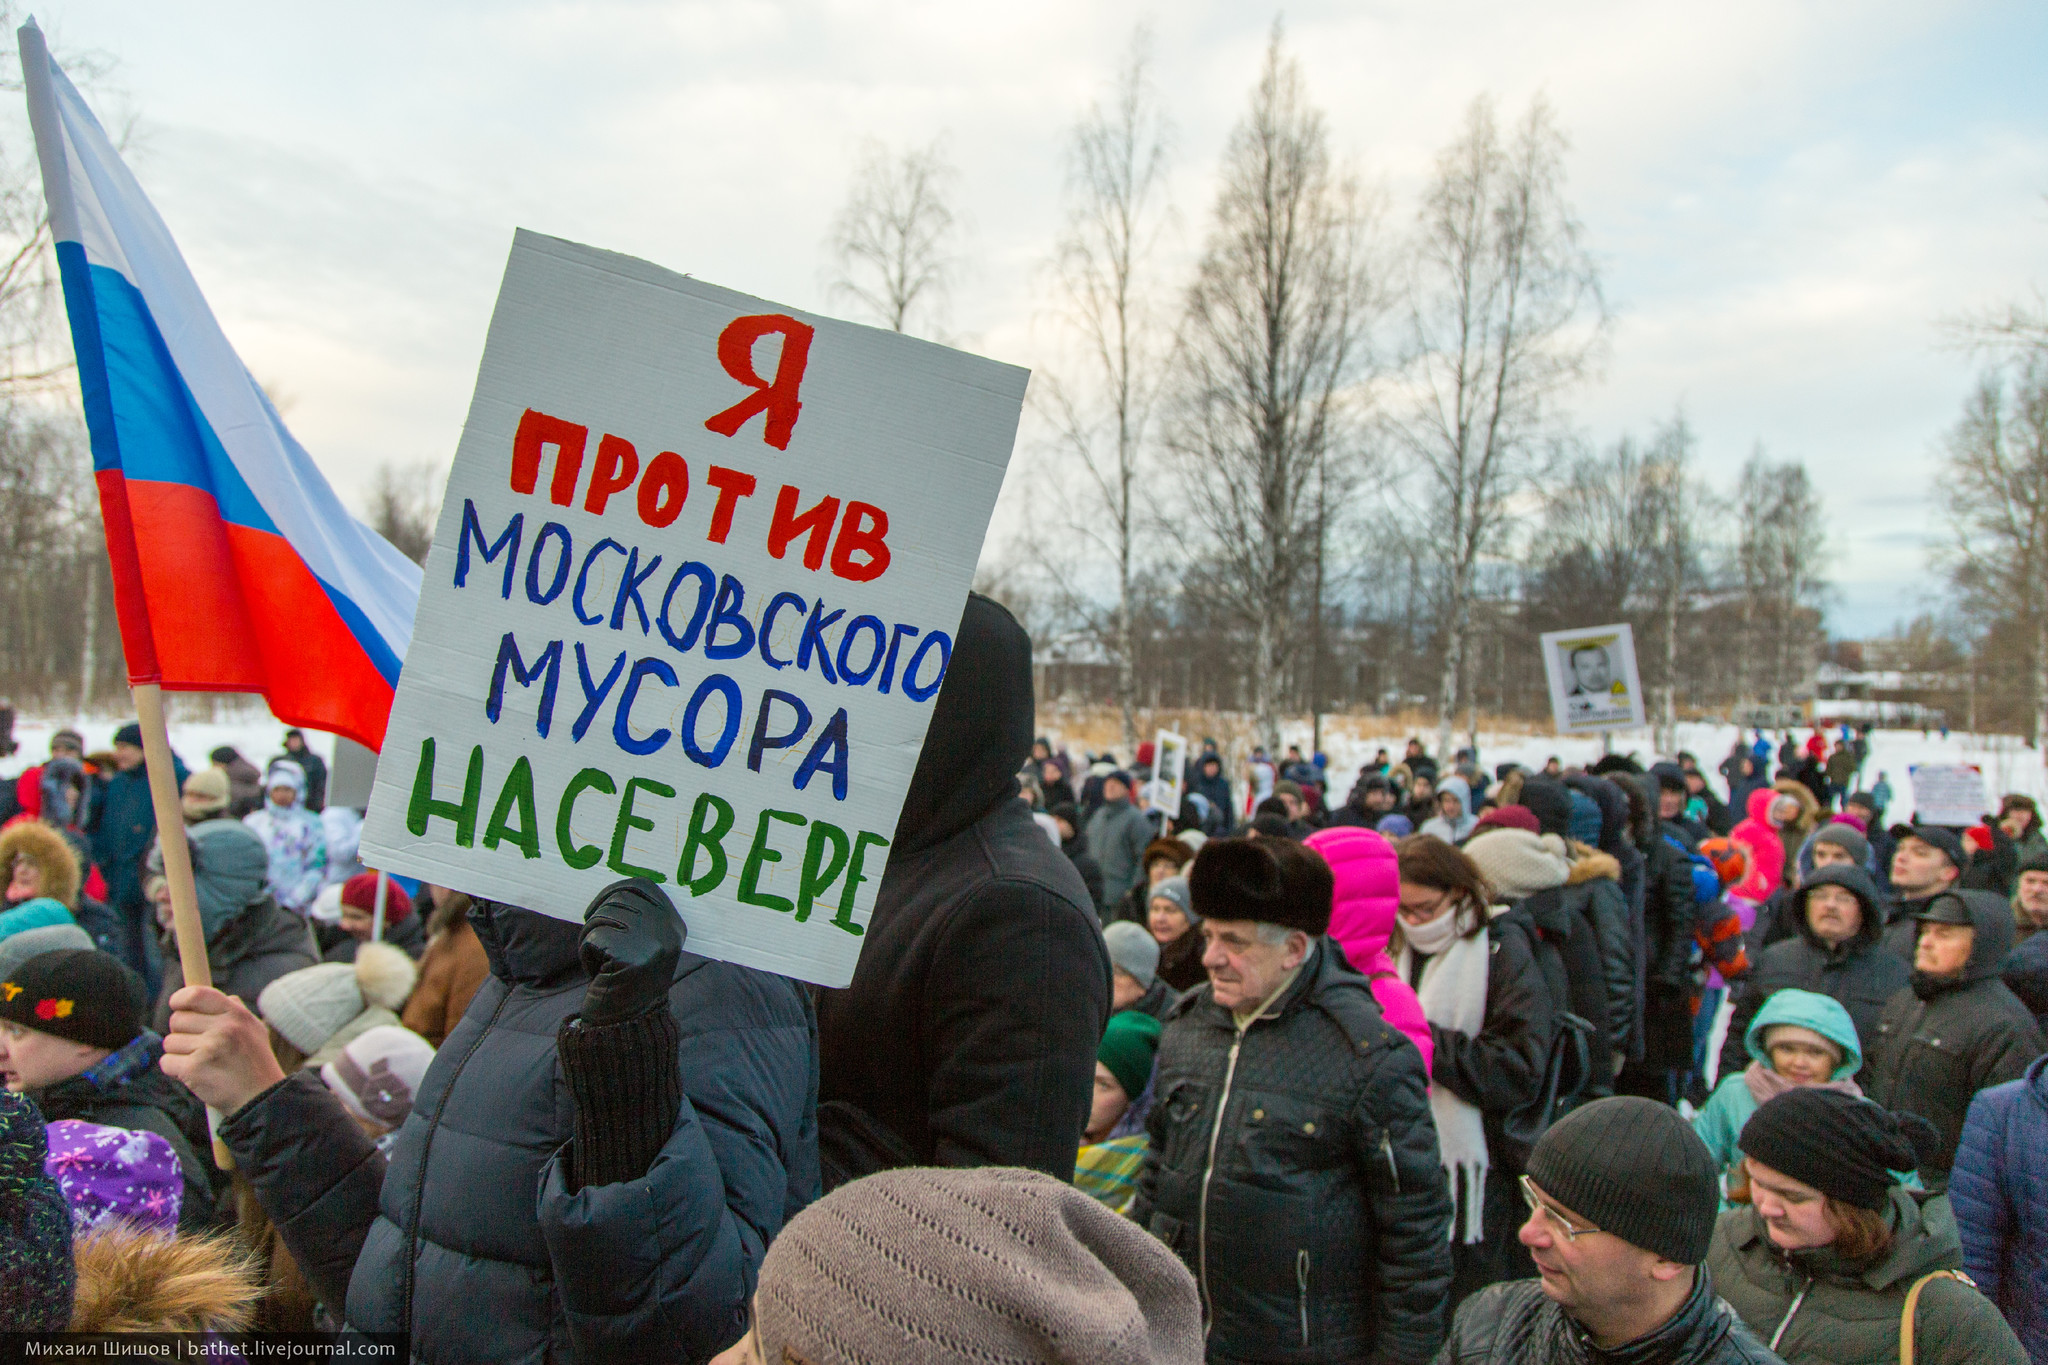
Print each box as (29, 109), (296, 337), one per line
(1096, 1010), (1162, 1100)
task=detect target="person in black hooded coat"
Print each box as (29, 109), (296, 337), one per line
(1865, 889), (2044, 1184)
(814, 594), (1111, 1190)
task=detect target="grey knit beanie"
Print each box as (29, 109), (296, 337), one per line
(1463, 828), (1572, 903)
(1102, 921), (1159, 989)
(753, 1166), (1203, 1364)
(1525, 1096), (1719, 1265)
(1148, 874), (1195, 923)
(0, 923), (93, 983)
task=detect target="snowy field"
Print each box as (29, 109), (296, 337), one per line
(6, 704), (2045, 826)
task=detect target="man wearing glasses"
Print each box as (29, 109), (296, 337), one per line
(1437, 1097), (1785, 1364)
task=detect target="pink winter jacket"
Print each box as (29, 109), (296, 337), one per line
(1303, 826), (1435, 1075)
(1729, 787), (1787, 904)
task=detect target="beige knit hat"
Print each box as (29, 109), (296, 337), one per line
(1463, 828), (1572, 902)
(753, 1167), (1202, 1365)
(181, 767), (230, 819)
(257, 942), (417, 1055)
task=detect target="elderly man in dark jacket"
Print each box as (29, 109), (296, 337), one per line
(815, 594), (1110, 1188)
(1717, 864), (1907, 1083)
(1135, 837), (1452, 1365)
(1438, 1098), (1782, 1365)
(164, 880), (818, 1363)
(1865, 889), (2043, 1186)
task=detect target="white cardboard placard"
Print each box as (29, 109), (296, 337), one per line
(1539, 623), (1647, 735)
(1148, 729), (1187, 818)
(359, 231), (1026, 987)
(1906, 763), (1988, 828)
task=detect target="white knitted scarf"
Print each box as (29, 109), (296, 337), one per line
(1398, 918), (1493, 1244)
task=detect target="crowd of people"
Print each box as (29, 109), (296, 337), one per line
(0, 610), (2044, 1363)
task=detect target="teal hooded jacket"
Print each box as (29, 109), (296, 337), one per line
(1694, 988), (1862, 1204)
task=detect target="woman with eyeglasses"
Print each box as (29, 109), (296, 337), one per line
(1393, 833), (1556, 1305)
(1707, 1087), (2024, 1365)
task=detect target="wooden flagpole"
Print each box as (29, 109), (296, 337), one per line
(132, 682), (232, 1169)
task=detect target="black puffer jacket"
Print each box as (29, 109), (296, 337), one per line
(1638, 795), (1700, 1071)
(1865, 890), (2044, 1181)
(1423, 910), (1555, 1170)
(815, 594), (1109, 1189)
(1565, 776), (1644, 1067)
(1435, 1269), (1783, 1364)
(1718, 865), (1908, 1082)
(222, 899), (819, 1363)
(1509, 884), (1612, 1105)
(1134, 937), (1453, 1365)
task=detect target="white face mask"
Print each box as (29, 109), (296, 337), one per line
(1403, 906), (1463, 955)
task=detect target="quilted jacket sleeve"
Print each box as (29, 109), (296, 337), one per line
(219, 1071), (386, 1313)
(1949, 1084), (2014, 1301)
(536, 963), (818, 1364)
(1354, 1032), (1454, 1364)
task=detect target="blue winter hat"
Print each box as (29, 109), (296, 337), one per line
(1565, 790), (1603, 846)
(1377, 814), (1415, 839)
(0, 899), (76, 942)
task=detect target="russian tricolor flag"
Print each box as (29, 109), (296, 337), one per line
(20, 20), (420, 750)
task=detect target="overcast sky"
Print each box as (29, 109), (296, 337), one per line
(25, 1), (2048, 637)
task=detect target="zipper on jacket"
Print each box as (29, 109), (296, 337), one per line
(1197, 1033), (1243, 1323)
(400, 987), (511, 1338)
(1379, 1131), (1400, 1193)
(1768, 1278), (1811, 1353)
(1296, 1249), (1311, 1346)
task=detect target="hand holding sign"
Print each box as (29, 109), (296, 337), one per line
(578, 878), (684, 1027)
(360, 231), (1026, 987)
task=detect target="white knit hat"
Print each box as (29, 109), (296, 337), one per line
(1463, 828), (1571, 903)
(257, 942), (416, 1055)
(321, 1024), (435, 1128)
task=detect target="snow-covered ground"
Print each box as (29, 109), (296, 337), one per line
(8, 705), (2044, 826)
(1, 704), (336, 789)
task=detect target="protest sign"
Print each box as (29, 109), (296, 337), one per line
(1539, 624), (1647, 735)
(1907, 763), (1989, 827)
(358, 231), (1026, 987)
(1148, 730), (1188, 818)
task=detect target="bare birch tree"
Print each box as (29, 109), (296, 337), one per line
(1390, 96), (1605, 759)
(1166, 24), (1382, 752)
(1032, 30), (1172, 751)
(826, 140), (958, 336)
(1937, 358), (2048, 752)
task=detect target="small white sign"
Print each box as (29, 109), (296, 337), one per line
(1539, 624), (1647, 735)
(359, 231), (1026, 987)
(1148, 730), (1188, 818)
(1907, 763), (1989, 828)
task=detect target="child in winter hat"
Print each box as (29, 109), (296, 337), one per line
(725, 1166), (1202, 1364)
(41, 1119), (183, 1234)
(320, 1024), (435, 1151)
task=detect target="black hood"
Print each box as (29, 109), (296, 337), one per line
(892, 593), (1034, 857)
(1792, 863), (1884, 954)
(1564, 773), (1631, 855)
(1929, 888), (2018, 984)
(470, 898), (586, 988)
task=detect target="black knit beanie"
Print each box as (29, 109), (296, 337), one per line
(0, 949), (145, 1050)
(1738, 1088), (1932, 1212)
(1525, 1096), (1718, 1264)
(1188, 838), (1332, 935)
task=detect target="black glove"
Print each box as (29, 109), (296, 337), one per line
(576, 878), (684, 1027)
